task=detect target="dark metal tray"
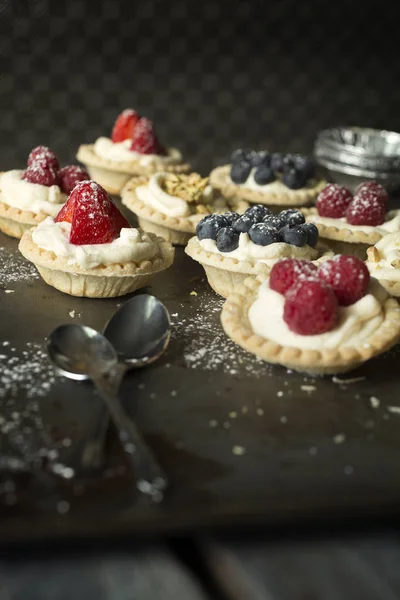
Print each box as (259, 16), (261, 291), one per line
(2, 218), (400, 546)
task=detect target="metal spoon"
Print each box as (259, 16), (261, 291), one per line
(47, 322), (168, 502)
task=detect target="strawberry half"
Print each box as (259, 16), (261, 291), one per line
(130, 117), (166, 155)
(111, 109), (140, 143)
(55, 181), (130, 245)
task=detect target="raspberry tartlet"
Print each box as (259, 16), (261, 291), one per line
(185, 205), (331, 297)
(210, 150), (326, 209)
(18, 181), (174, 298)
(221, 256), (400, 375)
(77, 109), (190, 196)
(0, 146), (89, 239)
(305, 182), (400, 259)
(121, 172), (248, 245)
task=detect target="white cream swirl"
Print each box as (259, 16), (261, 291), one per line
(93, 137), (182, 166)
(367, 232), (400, 281)
(307, 210), (400, 235)
(199, 233), (318, 264)
(248, 279), (387, 350)
(32, 217), (159, 269)
(0, 170), (66, 216)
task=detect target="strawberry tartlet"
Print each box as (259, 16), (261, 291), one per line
(18, 181), (174, 298)
(304, 181), (400, 259)
(0, 146), (89, 239)
(221, 256), (400, 375)
(77, 109), (190, 195)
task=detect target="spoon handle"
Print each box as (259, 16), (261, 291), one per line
(92, 374), (167, 502)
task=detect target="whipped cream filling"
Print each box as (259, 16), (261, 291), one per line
(135, 173), (214, 219)
(199, 233), (318, 264)
(248, 279), (387, 350)
(93, 137), (182, 166)
(308, 210), (400, 235)
(367, 232), (400, 281)
(233, 168), (316, 192)
(0, 170), (66, 217)
(32, 217), (159, 269)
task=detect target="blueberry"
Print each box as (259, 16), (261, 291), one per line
(248, 223), (280, 246)
(282, 167), (306, 190)
(300, 222), (319, 247)
(282, 154), (296, 170)
(250, 151), (271, 168)
(230, 161), (251, 184)
(279, 209), (305, 226)
(245, 204), (271, 221)
(263, 214), (286, 229)
(230, 149), (248, 164)
(280, 225), (308, 247)
(254, 165), (275, 185)
(271, 152), (284, 173)
(223, 211), (240, 225)
(196, 214), (228, 240)
(216, 226), (240, 252)
(293, 155), (316, 180)
(234, 214), (255, 233)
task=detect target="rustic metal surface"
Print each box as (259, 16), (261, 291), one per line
(1, 211), (400, 545)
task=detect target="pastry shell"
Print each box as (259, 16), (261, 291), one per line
(221, 275), (400, 375)
(77, 145), (191, 196)
(366, 246), (400, 297)
(0, 200), (46, 239)
(185, 236), (332, 298)
(18, 229), (174, 298)
(210, 165), (326, 208)
(121, 177), (249, 246)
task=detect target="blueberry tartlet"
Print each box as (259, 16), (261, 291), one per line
(121, 172), (248, 246)
(77, 109), (190, 196)
(185, 204), (331, 297)
(305, 181), (400, 259)
(221, 256), (400, 375)
(209, 150), (326, 209)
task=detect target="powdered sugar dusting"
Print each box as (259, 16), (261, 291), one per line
(170, 290), (273, 376)
(0, 247), (39, 286)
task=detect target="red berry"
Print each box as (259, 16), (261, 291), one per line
(318, 255), (370, 306)
(284, 280), (338, 335)
(58, 165), (89, 195)
(345, 191), (386, 226)
(316, 184), (353, 218)
(22, 164), (59, 187)
(111, 109), (141, 143)
(57, 181), (130, 245)
(130, 117), (166, 155)
(354, 181), (388, 205)
(27, 146), (59, 171)
(269, 258), (318, 296)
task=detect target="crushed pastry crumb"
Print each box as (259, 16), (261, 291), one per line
(370, 396), (380, 409)
(232, 445), (246, 456)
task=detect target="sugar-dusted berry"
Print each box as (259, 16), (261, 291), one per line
(58, 165), (89, 195)
(111, 109), (140, 143)
(318, 255), (370, 306)
(354, 181), (388, 205)
(130, 117), (166, 155)
(22, 164), (59, 187)
(248, 223), (280, 246)
(216, 226), (240, 252)
(196, 214), (228, 240)
(316, 184), (353, 218)
(345, 192), (386, 226)
(269, 258), (318, 296)
(27, 146), (59, 171)
(283, 279), (338, 335)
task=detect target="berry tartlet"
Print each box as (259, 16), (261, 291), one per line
(0, 146), (89, 239)
(77, 109), (190, 196)
(305, 182), (400, 259)
(185, 205), (331, 297)
(221, 256), (400, 375)
(18, 181), (174, 298)
(210, 150), (326, 209)
(366, 232), (400, 297)
(121, 172), (248, 246)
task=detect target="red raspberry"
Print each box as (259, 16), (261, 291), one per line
(316, 184), (353, 218)
(318, 255), (370, 306)
(130, 117), (166, 155)
(22, 164), (59, 187)
(58, 165), (89, 195)
(269, 258), (318, 296)
(27, 146), (59, 171)
(354, 181), (388, 205)
(284, 280), (338, 335)
(345, 191), (386, 226)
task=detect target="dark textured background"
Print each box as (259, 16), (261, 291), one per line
(0, 0), (399, 174)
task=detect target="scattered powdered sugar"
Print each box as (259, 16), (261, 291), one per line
(170, 291), (273, 377)
(0, 246), (39, 287)
(0, 342), (60, 399)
